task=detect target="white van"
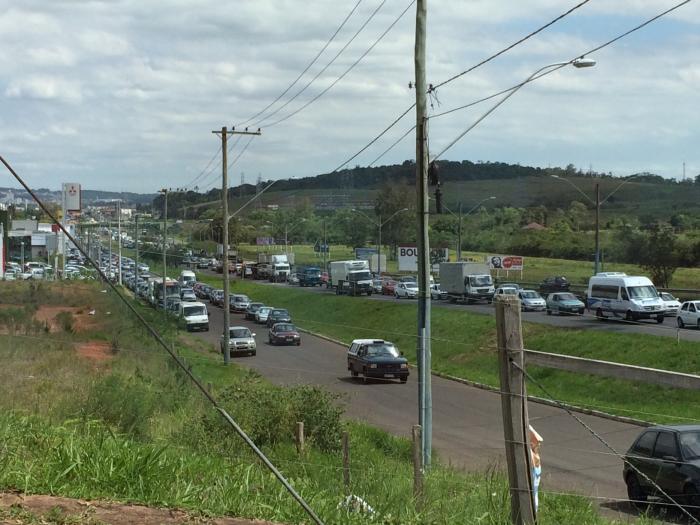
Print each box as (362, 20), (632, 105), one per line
(179, 270), (196, 287)
(586, 272), (665, 323)
(179, 301), (209, 332)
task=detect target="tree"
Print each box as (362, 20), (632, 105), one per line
(639, 225), (679, 288)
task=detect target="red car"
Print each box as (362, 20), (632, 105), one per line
(381, 279), (397, 295)
(268, 323), (301, 346)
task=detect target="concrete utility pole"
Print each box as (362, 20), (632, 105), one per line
(414, 0), (432, 468)
(160, 188), (168, 312)
(594, 183), (600, 275)
(457, 202), (462, 261)
(117, 199), (122, 286)
(213, 126), (261, 365)
(134, 214), (139, 289)
(108, 220), (113, 281)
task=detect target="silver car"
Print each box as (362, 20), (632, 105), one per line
(230, 294), (251, 313)
(518, 289), (546, 312)
(660, 292), (681, 317)
(220, 326), (257, 357)
(255, 306), (273, 324)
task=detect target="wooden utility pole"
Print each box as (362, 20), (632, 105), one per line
(134, 214), (139, 288)
(212, 126), (261, 365)
(594, 183), (600, 275)
(495, 295), (535, 525)
(414, 0), (432, 467)
(160, 188), (168, 312)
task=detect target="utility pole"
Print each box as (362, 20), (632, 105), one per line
(212, 126), (261, 365)
(160, 188), (168, 312)
(322, 217), (327, 272)
(594, 183), (600, 275)
(117, 200), (122, 286)
(414, 0), (432, 468)
(377, 213), (382, 275)
(135, 214), (139, 289)
(108, 220), (113, 282)
(457, 202), (462, 261)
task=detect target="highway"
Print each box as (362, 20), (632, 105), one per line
(194, 300), (650, 522)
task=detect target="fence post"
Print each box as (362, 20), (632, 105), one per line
(296, 421), (305, 455)
(412, 424), (424, 508)
(495, 295), (535, 525)
(342, 431), (350, 493)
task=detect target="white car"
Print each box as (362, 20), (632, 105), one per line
(255, 306), (273, 324)
(430, 283), (447, 300)
(395, 282), (419, 299)
(495, 286), (519, 297)
(660, 292), (681, 317)
(518, 289), (546, 312)
(677, 301), (700, 329)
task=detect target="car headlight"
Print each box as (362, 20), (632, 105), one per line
(370, 364), (378, 369)
(400, 363), (408, 369)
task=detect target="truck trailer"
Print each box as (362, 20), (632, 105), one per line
(439, 262), (494, 303)
(329, 260), (373, 296)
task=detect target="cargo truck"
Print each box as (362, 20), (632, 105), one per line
(329, 260), (373, 296)
(257, 254), (291, 282)
(296, 266), (322, 287)
(439, 262), (495, 303)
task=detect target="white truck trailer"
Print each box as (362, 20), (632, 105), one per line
(257, 253), (291, 282)
(329, 260), (373, 296)
(439, 262), (495, 303)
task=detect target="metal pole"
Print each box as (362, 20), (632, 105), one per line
(221, 127), (231, 365)
(377, 215), (382, 276)
(285, 223), (288, 255)
(117, 200), (122, 286)
(162, 189), (168, 312)
(20, 241), (24, 269)
(108, 220), (112, 282)
(594, 183), (600, 275)
(457, 202), (462, 261)
(135, 214), (139, 289)
(322, 218), (327, 272)
(414, 0), (432, 467)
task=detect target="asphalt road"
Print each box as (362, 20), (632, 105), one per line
(194, 301), (651, 522)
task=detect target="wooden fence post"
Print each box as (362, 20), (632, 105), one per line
(495, 295), (535, 525)
(412, 424), (424, 508)
(296, 422), (305, 455)
(342, 431), (350, 493)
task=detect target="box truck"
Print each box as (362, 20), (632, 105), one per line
(329, 260), (373, 296)
(439, 262), (495, 303)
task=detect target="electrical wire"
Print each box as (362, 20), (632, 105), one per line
(237, 0), (364, 127)
(181, 145), (222, 191)
(259, 0), (415, 129)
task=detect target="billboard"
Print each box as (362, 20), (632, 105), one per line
(355, 247), (377, 261)
(486, 255), (524, 271)
(256, 237), (275, 246)
(62, 183), (81, 212)
(398, 245), (449, 272)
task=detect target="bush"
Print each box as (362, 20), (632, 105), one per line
(55, 311), (75, 333)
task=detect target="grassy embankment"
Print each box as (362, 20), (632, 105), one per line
(0, 280), (636, 524)
(211, 277), (700, 425)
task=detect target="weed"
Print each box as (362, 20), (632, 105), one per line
(55, 311), (75, 334)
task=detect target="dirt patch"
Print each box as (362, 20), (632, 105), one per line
(76, 342), (113, 363)
(0, 493), (282, 525)
(34, 306), (99, 333)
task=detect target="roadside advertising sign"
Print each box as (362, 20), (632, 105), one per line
(256, 237), (275, 246)
(486, 255), (524, 271)
(62, 183), (81, 212)
(398, 245), (449, 272)
(355, 247), (377, 261)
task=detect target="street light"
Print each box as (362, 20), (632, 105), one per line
(451, 197), (496, 261)
(284, 218), (307, 254)
(551, 173), (640, 274)
(352, 207), (409, 275)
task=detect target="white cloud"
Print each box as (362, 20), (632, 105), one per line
(5, 75), (83, 102)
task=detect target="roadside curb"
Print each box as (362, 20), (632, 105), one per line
(297, 327), (651, 428)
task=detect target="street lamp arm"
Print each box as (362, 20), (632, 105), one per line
(599, 174), (641, 205)
(464, 196), (496, 216)
(550, 175), (596, 206)
(380, 207), (409, 227)
(351, 208), (379, 227)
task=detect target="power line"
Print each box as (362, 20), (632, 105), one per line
(181, 145), (222, 191)
(429, 0), (593, 92)
(237, 0), (364, 127)
(260, 0), (415, 129)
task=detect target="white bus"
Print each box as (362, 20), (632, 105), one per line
(586, 272), (665, 323)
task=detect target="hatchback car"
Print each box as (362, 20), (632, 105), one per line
(181, 288), (197, 302)
(546, 292), (585, 316)
(220, 326), (256, 357)
(660, 292), (681, 317)
(395, 282), (418, 299)
(346, 339), (409, 383)
(495, 286), (519, 297)
(245, 302), (265, 320)
(210, 289), (224, 307)
(268, 323), (301, 346)
(381, 279), (397, 296)
(539, 276), (570, 295)
(256, 306), (273, 324)
(623, 425), (700, 511)
(518, 290), (546, 312)
(372, 279), (383, 294)
(430, 283), (447, 301)
(677, 301), (700, 329)
(267, 308), (291, 327)
(230, 294), (251, 313)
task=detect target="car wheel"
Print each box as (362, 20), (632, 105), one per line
(546, 309), (551, 315)
(595, 308), (604, 320)
(351, 369), (358, 378)
(400, 377), (407, 384)
(677, 316), (685, 328)
(625, 310), (634, 322)
(296, 341), (301, 346)
(697, 319), (700, 331)
(684, 483), (700, 509)
(656, 315), (664, 324)
(625, 474), (647, 508)
(268, 336), (273, 345)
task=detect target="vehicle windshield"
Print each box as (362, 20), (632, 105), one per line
(229, 328), (251, 338)
(557, 293), (578, 301)
(275, 324), (296, 332)
(470, 275), (493, 286)
(520, 291), (539, 299)
(259, 307), (272, 314)
(184, 306), (206, 316)
(366, 343), (400, 358)
(350, 271), (372, 281)
(307, 270), (321, 277)
(627, 286), (659, 299)
(500, 288), (518, 295)
(405, 283), (418, 290)
(660, 292), (676, 301)
(272, 309), (289, 317)
(680, 431), (700, 460)
(249, 303), (263, 310)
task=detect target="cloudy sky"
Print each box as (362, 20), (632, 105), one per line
(1, 0), (698, 192)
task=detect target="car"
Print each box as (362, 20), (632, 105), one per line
(267, 308), (291, 327)
(381, 279), (397, 296)
(660, 292), (682, 317)
(346, 339), (409, 383)
(245, 302), (265, 320)
(677, 301), (700, 329)
(255, 306), (273, 324)
(430, 283), (447, 301)
(498, 282), (521, 290)
(210, 289), (224, 307)
(539, 276), (570, 295)
(546, 292), (585, 316)
(230, 294), (251, 313)
(372, 279), (383, 294)
(288, 273), (300, 285)
(181, 288), (197, 302)
(518, 289), (546, 312)
(623, 425), (700, 512)
(220, 326), (257, 357)
(395, 282), (418, 299)
(165, 297), (181, 315)
(494, 286), (519, 297)
(268, 322), (301, 346)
